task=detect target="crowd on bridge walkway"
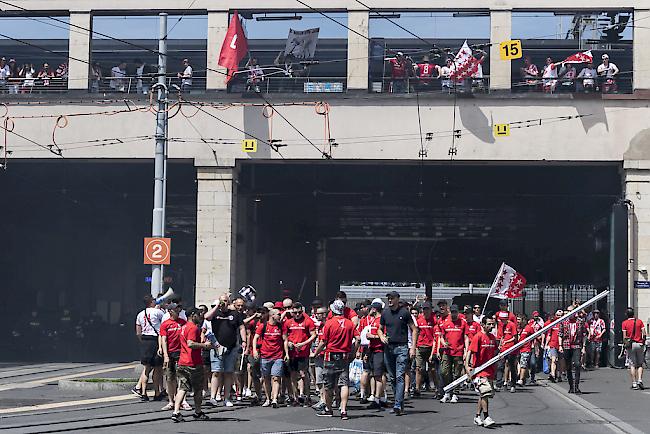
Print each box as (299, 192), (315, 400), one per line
(134, 289), (647, 427)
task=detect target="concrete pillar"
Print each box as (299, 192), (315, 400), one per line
(489, 9), (512, 92)
(347, 10), (369, 91)
(68, 12), (92, 91)
(633, 9), (650, 90)
(624, 162), (650, 326)
(207, 11), (229, 91)
(195, 167), (235, 305)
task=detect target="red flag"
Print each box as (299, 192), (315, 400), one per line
(489, 263), (527, 299)
(562, 50), (593, 64)
(218, 11), (249, 83)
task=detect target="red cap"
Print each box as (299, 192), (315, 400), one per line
(532, 310), (539, 316)
(274, 301), (284, 309)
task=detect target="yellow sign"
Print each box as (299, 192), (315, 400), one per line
(242, 139), (257, 153)
(493, 124), (510, 137)
(499, 40), (522, 60)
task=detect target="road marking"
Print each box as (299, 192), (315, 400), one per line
(0, 363), (138, 392)
(262, 429), (397, 434)
(545, 383), (644, 434)
(0, 394), (134, 414)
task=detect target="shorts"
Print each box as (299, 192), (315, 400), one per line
(314, 356), (325, 385)
(368, 352), (385, 377)
(475, 377), (494, 398)
(139, 336), (163, 366)
(164, 352), (180, 378)
(519, 352), (531, 368)
(416, 347), (433, 370)
(176, 365), (205, 392)
(288, 357), (309, 373)
(627, 343), (645, 368)
(210, 346), (239, 373)
(547, 348), (559, 359)
(261, 358), (285, 377)
(324, 353), (350, 390)
(248, 355), (261, 378)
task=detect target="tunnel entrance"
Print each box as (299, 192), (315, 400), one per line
(234, 161), (623, 306)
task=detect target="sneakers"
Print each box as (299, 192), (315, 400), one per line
(192, 411), (210, 421)
(516, 380), (524, 386)
(311, 401), (325, 410)
(171, 412), (184, 423)
(632, 382), (639, 390)
(224, 400), (234, 408)
(262, 399), (271, 407)
(510, 386), (516, 393)
(244, 388), (252, 398)
(152, 394), (165, 402)
(207, 398), (220, 407)
(440, 393), (451, 403)
(131, 386), (143, 398)
(367, 395), (375, 403)
(473, 416), (483, 426)
(271, 400), (279, 408)
(161, 402), (174, 411)
(316, 409), (333, 417)
(529, 379), (537, 385)
(341, 411), (349, 420)
(638, 381), (645, 390)
(450, 394), (459, 403)
(483, 416), (496, 427)
(180, 401), (192, 411)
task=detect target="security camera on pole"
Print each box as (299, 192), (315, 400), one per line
(150, 13), (168, 297)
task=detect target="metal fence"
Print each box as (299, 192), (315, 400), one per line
(511, 285), (600, 317)
(371, 76), (490, 94)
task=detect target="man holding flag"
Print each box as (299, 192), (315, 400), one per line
(218, 11), (249, 85)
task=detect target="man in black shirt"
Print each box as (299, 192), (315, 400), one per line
(205, 294), (246, 407)
(377, 291), (417, 415)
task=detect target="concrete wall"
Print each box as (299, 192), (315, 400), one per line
(6, 97), (648, 163)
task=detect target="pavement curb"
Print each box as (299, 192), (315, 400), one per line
(58, 379), (137, 391)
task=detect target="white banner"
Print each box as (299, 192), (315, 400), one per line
(284, 28), (320, 59)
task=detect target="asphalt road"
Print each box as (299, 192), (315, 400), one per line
(0, 363), (646, 434)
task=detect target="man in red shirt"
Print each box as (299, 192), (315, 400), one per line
(171, 307), (213, 423)
(496, 313), (518, 392)
(622, 307), (646, 390)
(253, 308), (285, 408)
(438, 304), (469, 403)
(468, 316), (497, 427)
(313, 300), (359, 420)
(160, 303), (189, 411)
(310, 306), (328, 411)
(517, 316), (536, 386)
(415, 302), (436, 397)
(385, 51), (410, 93)
(544, 310), (563, 382)
(326, 291), (359, 328)
(495, 300), (516, 336)
(283, 302), (316, 405)
(586, 309), (605, 369)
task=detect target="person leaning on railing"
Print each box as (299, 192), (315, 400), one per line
(597, 53), (619, 94)
(19, 63), (35, 93)
(37, 63), (54, 87)
(576, 62), (597, 93)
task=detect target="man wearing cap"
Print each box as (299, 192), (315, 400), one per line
(597, 53), (619, 93)
(495, 300), (516, 336)
(178, 58), (193, 92)
(313, 300), (359, 420)
(586, 309), (605, 369)
(386, 51), (408, 93)
(439, 304), (469, 403)
(364, 301), (386, 409)
(326, 291), (359, 328)
(495, 309), (518, 392)
(378, 291), (417, 415)
(415, 302), (436, 398)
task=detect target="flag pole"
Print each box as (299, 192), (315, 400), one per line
(481, 262), (504, 317)
(444, 289), (609, 393)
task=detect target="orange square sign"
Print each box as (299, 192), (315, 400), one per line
(144, 237), (171, 265)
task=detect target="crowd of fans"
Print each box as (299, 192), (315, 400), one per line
(519, 53), (620, 93)
(90, 58), (193, 94)
(134, 289), (646, 426)
(0, 57), (67, 93)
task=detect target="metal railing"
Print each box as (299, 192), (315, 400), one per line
(512, 76), (633, 94)
(0, 77), (68, 94)
(90, 76), (206, 94)
(371, 76), (490, 94)
(228, 75), (347, 94)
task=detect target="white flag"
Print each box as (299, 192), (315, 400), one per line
(284, 28), (320, 59)
(488, 263), (527, 299)
(451, 40), (480, 81)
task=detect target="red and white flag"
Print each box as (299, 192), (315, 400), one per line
(218, 11), (249, 83)
(451, 40), (480, 82)
(488, 263), (527, 299)
(562, 50), (593, 64)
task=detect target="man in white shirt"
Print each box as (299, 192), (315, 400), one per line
(577, 62), (597, 92)
(439, 58), (455, 93)
(0, 57), (10, 90)
(134, 294), (165, 401)
(178, 58), (193, 93)
(542, 57), (561, 93)
(597, 54), (619, 93)
(110, 61), (127, 92)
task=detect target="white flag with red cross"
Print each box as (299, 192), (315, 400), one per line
(451, 40), (480, 82)
(561, 50), (593, 64)
(488, 262), (527, 299)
